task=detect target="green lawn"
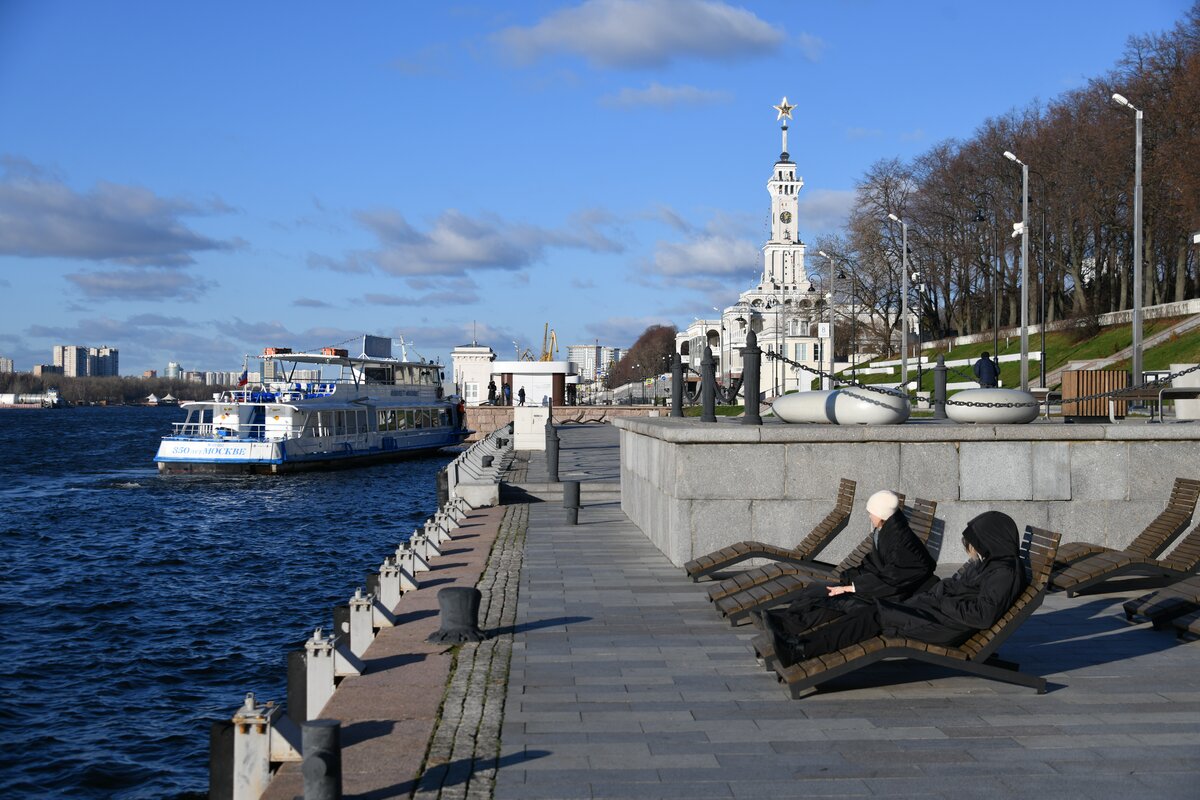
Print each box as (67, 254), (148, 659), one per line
(846, 316), (1200, 391)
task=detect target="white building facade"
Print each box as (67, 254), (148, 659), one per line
(676, 98), (834, 397)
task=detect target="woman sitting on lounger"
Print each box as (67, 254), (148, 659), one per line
(765, 511), (1028, 669)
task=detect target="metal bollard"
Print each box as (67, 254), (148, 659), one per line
(933, 355), (947, 420)
(481, 454), (494, 468)
(701, 346), (717, 422)
(302, 719), (342, 800)
(436, 467), (449, 508)
(428, 587), (486, 643)
(671, 351), (684, 417)
(741, 330), (762, 425)
(231, 693), (275, 799)
(563, 480), (580, 525)
(546, 428), (560, 482)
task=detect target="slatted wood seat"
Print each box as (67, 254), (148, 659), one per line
(1171, 609), (1200, 641)
(683, 479), (856, 581)
(705, 491), (907, 604)
(752, 526), (1061, 699)
(714, 497), (934, 626)
(1123, 575), (1200, 628)
(1053, 477), (1200, 569)
(1052, 521), (1200, 596)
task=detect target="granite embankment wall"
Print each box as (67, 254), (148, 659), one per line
(615, 416), (1200, 567)
(463, 405), (665, 442)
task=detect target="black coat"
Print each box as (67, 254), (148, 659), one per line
(877, 511), (1027, 646)
(839, 511), (936, 601)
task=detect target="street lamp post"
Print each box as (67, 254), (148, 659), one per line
(974, 205), (1000, 361)
(1113, 93), (1144, 386)
(886, 214), (909, 389)
(1003, 151), (1031, 391)
(818, 250), (837, 390)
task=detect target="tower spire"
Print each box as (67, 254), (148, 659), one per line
(773, 96), (796, 160)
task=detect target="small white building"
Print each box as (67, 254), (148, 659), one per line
(451, 344), (498, 405)
(451, 343), (580, 406)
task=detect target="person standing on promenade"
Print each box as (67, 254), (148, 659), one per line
(517, 387), (526, 406)
(487, 379), (497, 404)
(503, 383), (512, 405)
(973, 352), (1000, 388)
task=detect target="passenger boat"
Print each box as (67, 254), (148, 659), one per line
(154, 337), (470, 474)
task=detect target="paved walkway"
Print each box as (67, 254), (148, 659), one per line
(492, 424), (1200, 800)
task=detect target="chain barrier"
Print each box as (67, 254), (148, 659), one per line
(761, 352), (908, 411)
(764, 350), (1200, 412)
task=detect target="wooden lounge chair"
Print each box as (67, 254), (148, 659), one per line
(712, 498), (936, 626)
(683, 479), (856, 581)
(1051, 521), (1200, 596)
(752, 526), (1062, 699)
(1123, 575), (1200, 628)
(705, 491), (909, 604)
(1172, 609), (1200, 641)
(1053, 477), (1200, 570)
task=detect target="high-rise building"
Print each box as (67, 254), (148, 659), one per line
(166, 362), (181, 379)
(90, 346), (119, 377)
(60, 345), (90, 377)
(0, 356), (13, 374)
(566, 345), (623, 382)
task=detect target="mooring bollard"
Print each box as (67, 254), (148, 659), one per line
(481, 454), (494, 468)
(701, 345), (717, 422)
(436, 467), (449, 508)
(546, 428), (560, 482)
(348, 588), (375, 658)
(671, 351), (684, 418)
(934, 354), (948, 420)
(212, 692), (301, 800)
(392, 545), (421, 590)
(563, 480), (580, 525)
(428, 587), (486, 643)
(302, 719), (342, 800)
(291, 628), (335, 722)
(741, 329), (762, 425)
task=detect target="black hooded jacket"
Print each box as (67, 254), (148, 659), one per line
(876, 511), (1028, 646)
(839, 510), (936, 601)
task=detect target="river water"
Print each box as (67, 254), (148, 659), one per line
(0, 406), (450, 798)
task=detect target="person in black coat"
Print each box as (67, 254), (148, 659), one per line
(766, 490), (936, 637)
(766, 510), (1028, 668)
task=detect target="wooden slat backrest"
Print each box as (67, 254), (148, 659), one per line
(960, 526), (1061, 661)
(1161, 523), (1200, 572)
(791, 478), (857, 557)
(1126, 477), (1200, 558)
(908, 498), (938, 545)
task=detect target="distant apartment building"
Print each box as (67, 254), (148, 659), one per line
(59, 345), (90, 377)
(90, 346), (119, 376)
(0, 356), (13, 374)
(165, 362), (182, 379)
(565, 344), (623, 382)
(33, 364), (64, 376)
(143, 370), (157, 379)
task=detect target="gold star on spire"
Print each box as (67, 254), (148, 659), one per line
(774, 96), (796, 121)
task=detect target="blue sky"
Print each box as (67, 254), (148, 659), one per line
(0, 0), (1189, 375)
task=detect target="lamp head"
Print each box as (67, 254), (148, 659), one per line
(887, 213), (900, 223)
(818, 250), (830, 259)
(1003, 151), (1019, 163)
(1112, 93), (1130, 108)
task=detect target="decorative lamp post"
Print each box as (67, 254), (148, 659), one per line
(1003, 150), (1031, 391)
(886, 214), (909, 389)
(1112, 93), (1144, 386)
(818, 250), (837, 390)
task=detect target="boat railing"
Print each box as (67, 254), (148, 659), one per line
(170, 422), (284, 441)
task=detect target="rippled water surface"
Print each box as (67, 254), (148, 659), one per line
(0, 406), (450, 798)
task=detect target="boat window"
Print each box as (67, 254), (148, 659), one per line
(439, 410), (450, 427)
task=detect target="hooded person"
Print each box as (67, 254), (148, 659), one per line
(765, 490), (936, 637)
(766, 511), (1027, 669)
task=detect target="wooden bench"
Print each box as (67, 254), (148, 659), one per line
(1107, 386), (1200, 423)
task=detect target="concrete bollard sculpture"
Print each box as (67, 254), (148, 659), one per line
(945, 388), (1039, 423)
(772, 387), (910, 424)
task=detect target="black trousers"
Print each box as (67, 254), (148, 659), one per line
(768, 594), (883, 660)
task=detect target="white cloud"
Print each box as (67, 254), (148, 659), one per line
(796, 32), (826, 62)
(795, 189), (855, 238)
(652, 233), (758, 277)
(65, 268), (212, 301)
(310, 207), (624, 278)
(0, 155), (235, 266)
(600, 83), (732, 109)
(495, 0), (783, 68)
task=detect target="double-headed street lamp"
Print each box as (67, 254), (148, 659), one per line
(818, 250), (838, 390)
(886, 214), (909, 389)
(1113, 92), (1144, 386)
(1003, 151), (1031, 391)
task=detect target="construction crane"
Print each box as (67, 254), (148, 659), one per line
(539, 323), (559, 361)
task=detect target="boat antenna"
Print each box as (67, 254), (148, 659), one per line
(472, 320), (477, 346)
